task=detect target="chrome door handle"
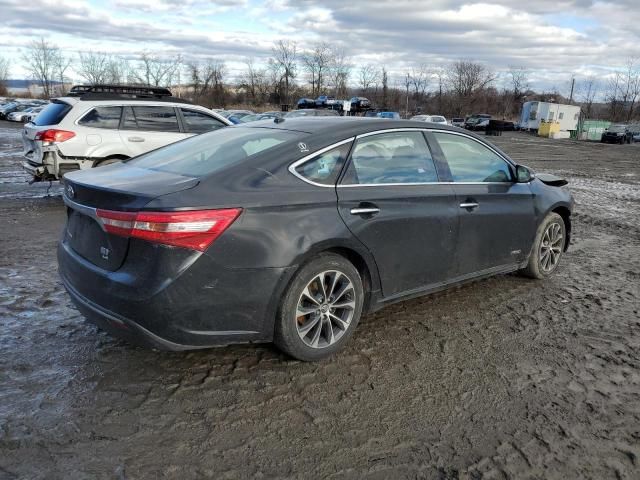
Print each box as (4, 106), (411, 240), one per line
(350, 207), (380, 215)
(127, 136), (145, 142)
(459, 202), (479, 209)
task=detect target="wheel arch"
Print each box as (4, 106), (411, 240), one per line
(92, 154), (130, 167)
(551, 205), (571, 251)
(267, 241), (381, 340)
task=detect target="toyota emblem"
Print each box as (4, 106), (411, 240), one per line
(66, 184), (75, 199)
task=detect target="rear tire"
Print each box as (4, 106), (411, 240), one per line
(520, 212), (566, 279)
(274, 253), (364, 361)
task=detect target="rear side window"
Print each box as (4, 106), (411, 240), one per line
(77, 106), (122, 129)
(123, 106), (180, 132)
(32, 101), (72, 126)
(294, 142), (351, 186)
(181, 109), (226, 134)
(342, 131), (438, 185)
(432, 132), (512, 183)
(126, 127), (299, 177)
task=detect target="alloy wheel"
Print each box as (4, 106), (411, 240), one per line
(539, 222), (563, 272)
(295, 270), (356, 349)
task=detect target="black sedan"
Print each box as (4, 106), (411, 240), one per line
(59, 118), (573, 361)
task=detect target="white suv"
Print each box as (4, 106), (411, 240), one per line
(22, 85), (231, 180)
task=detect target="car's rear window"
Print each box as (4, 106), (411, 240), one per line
(32, 101), (72, 126)
(126, 127), (299, 177)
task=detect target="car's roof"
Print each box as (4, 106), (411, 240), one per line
(243, 117), (463, 138)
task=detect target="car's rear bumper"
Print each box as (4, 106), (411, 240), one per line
(58, 238), (295, 350)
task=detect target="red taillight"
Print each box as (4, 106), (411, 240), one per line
(35, 129), (75, 143)
(96, 208), (242, 251)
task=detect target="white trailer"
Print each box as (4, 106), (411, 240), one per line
(520, 101), (581, 132)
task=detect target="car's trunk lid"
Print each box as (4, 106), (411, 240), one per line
(62, 165), (199, 271)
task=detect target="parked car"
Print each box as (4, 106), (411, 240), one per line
(410, 115), (448, 125)
(285, 109), (339, 118)
(58, 117), (573, 361)
(238, 112), (284, 123)
(349, 97), (371, 110)
(450, 118), (465, 127)
(7, 106), (44, 122)
(1, 103), (39, 120)
(464, 114), (492, 130)
(23, 106), (46, 123)
(22, 84), (232, 181)
(219, 110), (255, 124)
(376, 111), (401, 119)
(601, 124), (633, 144)
(297, 98), (316, 109)
(315, 95), (336, 107)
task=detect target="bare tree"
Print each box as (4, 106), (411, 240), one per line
(188, 60), (226, 107)
(446, 60), (495, 114)
(132, 52), (182, 87)
(0, 56), (9, 95)
(381, 66), (389, 107)
(358, 64), (379, 94)
(271, 40), (297, 105)
(78, 51), (110, 85)
(105, 56), (132, 84)
(21, 37), (65, 98)
(578, 76), (598, 118)
(329, 47), (351, 98)
(302, 42), (331, 96)
(507, 66), (529, 98)
(239, 58), (270, 105)
(52, 53), (72, 95)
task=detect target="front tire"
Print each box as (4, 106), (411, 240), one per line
(274, 253), (364, 361)
(520, 212), (566, 279)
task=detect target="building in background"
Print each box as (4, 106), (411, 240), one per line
(520, 101), (581, 133)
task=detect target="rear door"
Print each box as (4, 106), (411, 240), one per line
(118, 106), (186, 157)
(429, 131), (536, 276)
(337, 130), (458, 298)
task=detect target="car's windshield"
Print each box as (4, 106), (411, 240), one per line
(608, 125), (627, 133)
(125, 127), (300, 177)
(431, 116), (446, 122)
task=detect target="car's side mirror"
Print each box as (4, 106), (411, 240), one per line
(516, 165), (534, 183)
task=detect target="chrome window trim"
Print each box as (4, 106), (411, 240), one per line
(287, 128), (518, 189)
(287, 137), (355, 188)
(337, 181), (515, 188)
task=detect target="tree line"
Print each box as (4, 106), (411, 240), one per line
(1, 37), (639, 122)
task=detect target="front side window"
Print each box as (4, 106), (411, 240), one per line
(294, 142), (351, 185)
(432, 132), (512, 183)
(123, 106), (180, 132)
(181, 109), (226, 134)
(342, 131), (438, 185)
(78, 106), (122, 129)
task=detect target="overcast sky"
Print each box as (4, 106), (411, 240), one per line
(1, 0), (638, 94)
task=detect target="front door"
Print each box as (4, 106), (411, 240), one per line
(429, 132), (536, 276)
(337, 130), (459, 298)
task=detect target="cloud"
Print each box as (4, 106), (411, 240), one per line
(0, 0), (637, 92)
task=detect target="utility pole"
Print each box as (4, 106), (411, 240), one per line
(569, 77), (575, 103)
(405, 73), (410, 118)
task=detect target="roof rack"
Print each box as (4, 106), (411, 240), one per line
(69, 84), (173, 97)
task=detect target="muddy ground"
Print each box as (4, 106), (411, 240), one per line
(0, 120), (639, 479)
